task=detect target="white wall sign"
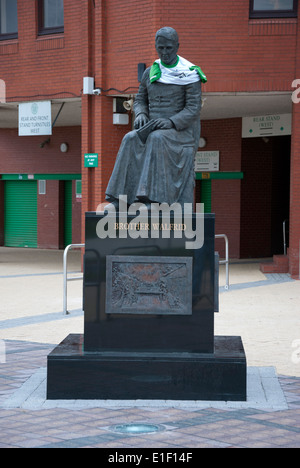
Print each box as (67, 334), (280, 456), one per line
(195, 151), (219, 172)
(19, 101), (52, 136)
(242, 113), (292, 138)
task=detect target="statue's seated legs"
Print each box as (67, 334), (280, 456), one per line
(106, 127), (195, 209)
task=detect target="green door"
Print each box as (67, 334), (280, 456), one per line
(201, 180), (212, 213)
(4, 180), (38, 248)
(64, 180), (73, 247)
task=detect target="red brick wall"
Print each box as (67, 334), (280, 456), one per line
(0, 126), (81, 249)
(290, 106), (300, 277)
(289, 1), (300, 278)
(0, 0), (84, 250)
(0, 0), (83, 102)
(101, 0), (297, 95)
(37, 180), (62, 249)
(37, 180), (81, 249)
(0, 0), (299, 262)
(213, 179), (242, 259)
(289, 116), (300, 278)
(1, 1), (295, 101)
(102, 0), (157, 92)
(200, 119), (242, 258)
(0, 127), (81, 175)
(84, 0), (298, 215)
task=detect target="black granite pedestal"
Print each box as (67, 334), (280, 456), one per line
(47, 211), (247, 401)
(47, 334), (246, 401)
(83, 212), (216, 354)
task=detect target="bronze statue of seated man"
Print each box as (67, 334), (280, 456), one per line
(105, 27), (206, 209)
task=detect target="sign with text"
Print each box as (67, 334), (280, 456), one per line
(84, 153), (98, 168)
(19, 101), (52, 136)
(242, 114), (292, 138)
(195, 151), (219, 172)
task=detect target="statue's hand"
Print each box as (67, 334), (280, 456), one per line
(134, 114), (149, 129)
(153, 119), (174, 130)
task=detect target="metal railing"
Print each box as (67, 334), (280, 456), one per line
(63, 243), (85, 315)
(215, 234), (229, 290)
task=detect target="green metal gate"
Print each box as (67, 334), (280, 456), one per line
(201, 180), (212, 213)
(4, 180), (38, 248)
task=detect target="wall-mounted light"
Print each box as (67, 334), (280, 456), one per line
(60, 143), (69, 153)
(199, 137), (207, 148)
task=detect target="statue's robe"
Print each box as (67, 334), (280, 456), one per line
(106, 67), (202, 205)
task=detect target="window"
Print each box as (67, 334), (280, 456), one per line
(0, 0), (18, 40)
(250, 0), (298, 18)
(38, 180), (46, 195)
(38, 0), (64, 35)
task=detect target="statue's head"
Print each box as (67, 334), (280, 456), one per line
(155, 27), (179, 66)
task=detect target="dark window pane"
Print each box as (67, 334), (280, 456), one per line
(43, 0), (64, 28)
(0, 0), (18, 35)
(38, 0), (64, 35)
(253, 0), (294, 10)
(250, 0), (297, 17)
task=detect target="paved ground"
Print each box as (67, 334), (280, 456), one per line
(0, 247), (300, 448)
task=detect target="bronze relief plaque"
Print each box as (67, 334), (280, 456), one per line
(106, 256), (193, 315)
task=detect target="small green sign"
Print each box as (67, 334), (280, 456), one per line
(84, 153), (98, 168)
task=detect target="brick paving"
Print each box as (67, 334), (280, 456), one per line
(0, 249), (299, 449)
(0, 340), (300, 448)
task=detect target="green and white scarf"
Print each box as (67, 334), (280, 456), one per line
(150, 55), (207, 85)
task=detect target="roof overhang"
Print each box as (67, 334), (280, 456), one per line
(0, 92), (293, 128)
(201, 91), (293, 120)
(0, 98), (82, 129)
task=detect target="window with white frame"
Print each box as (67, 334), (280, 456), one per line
(0, 0), (18, 40)
(250, 0), (298, 18)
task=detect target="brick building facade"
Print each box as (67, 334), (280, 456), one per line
(0, 0), (299, 277)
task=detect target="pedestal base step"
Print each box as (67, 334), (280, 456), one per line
(47, 335), (247, 402)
